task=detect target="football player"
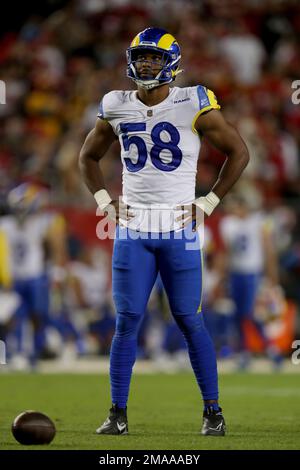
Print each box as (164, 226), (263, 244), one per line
(219, 193), (281, 369)
(0, 183), (67, 366)
(79, 27), (249, 436)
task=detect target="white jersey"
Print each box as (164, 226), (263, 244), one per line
(219, 212), (270, 274)
(0, 213), (54, 280)
(98, 85), (220, 232)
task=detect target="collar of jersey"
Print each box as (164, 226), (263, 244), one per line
(133, 87), (176, 109)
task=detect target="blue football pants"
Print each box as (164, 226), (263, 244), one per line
(110, 224), (219, 408)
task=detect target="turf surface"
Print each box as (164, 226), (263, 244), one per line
(0, 372), (299, 450)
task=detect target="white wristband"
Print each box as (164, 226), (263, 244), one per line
(94, 189), (112, 211)
(194, 191), (220, 216)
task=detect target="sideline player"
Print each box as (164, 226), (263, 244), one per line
(0, 183), (67, 365)
(79, 27), (249, 436)
(219, 193), (281, 368)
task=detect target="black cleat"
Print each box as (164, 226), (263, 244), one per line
(96, 404), (128, 435)
(201, 406), (226, 436)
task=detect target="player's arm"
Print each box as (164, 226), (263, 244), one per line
(68, 274), (88, 308)
(261, 222), (279, 285)
(45, 214), (68, 271)
(79, 119), (133, 222)
(195, 110), (249, 201)
(177, 109), (249, 230)
(79, 118), (116, 197)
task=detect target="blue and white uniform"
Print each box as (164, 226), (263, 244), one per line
(99, 85), (219, 233)
(0, 212), (57, 360)
(220, 211), (271, 351)
(219, 212), (266, 316)
(0, 213), (53, 318)
(98, 85), (221, 406)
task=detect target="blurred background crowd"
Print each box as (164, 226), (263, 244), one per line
(0, 0), (299, 370)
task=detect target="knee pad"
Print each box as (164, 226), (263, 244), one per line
(173, 312), (205, 337)
(115, 311), (143, 340)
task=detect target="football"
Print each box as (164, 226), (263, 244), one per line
(11, 411), (56, 445)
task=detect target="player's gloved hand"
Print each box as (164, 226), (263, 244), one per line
(175, 191), (220, 231)
(94, 189), (135, 225)
(104, 199), (135, 226)
(175, 203), (205, 232)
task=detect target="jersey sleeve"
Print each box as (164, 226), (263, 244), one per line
(191, 85), (221, 133)
(97, 99), (105, 120)
(97, 91), (124, 135)
(97, 91), (122, 120)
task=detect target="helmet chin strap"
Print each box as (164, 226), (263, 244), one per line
(133, 78), (167, 90)
(131, 66), (171, 90)
(134, 68), (184, 89)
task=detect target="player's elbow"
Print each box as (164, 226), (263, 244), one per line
(78, 149), (87, 173)
(239, 147), (250, 170)
(232, 143), (250, 172)
(79, 147), (98, 171)
(79, 129), (101, 169)
(227, 126), (250, 170)
(78, 148), (87, 167)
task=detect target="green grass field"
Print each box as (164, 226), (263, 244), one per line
(1, 372), (300, 450)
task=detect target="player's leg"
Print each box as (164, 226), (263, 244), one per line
(230, 272), (250, 348)
(97, 226), (158, 434)
(158, 226), (225, 435)
(231, 273), (282, 369)
(230, 272), (260, 368)
(28, 274), (50, 365)
(12, 280), (28, 357)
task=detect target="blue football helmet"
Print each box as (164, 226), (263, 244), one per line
(126, 27), (182, 90)
(8, 182), (47, 214)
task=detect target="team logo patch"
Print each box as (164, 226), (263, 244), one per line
(174, 98), (190, 104)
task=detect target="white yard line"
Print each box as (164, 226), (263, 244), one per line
(1, 357), (298, 374)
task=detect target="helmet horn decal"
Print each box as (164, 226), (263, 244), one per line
(126, 27), (182, 90)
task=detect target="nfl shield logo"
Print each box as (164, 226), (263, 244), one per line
(147, 110), (153, 117)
